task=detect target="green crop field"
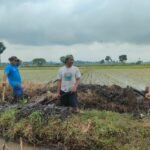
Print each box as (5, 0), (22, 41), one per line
(0, 65), (150, 89)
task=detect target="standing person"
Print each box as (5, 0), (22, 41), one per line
(57, 55), (81, 113)
(2, 56), (23, 102)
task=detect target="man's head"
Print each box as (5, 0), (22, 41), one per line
(65, 55), (74, 67)
(60, 55), (74, 67)
(8, 56), (18, 65)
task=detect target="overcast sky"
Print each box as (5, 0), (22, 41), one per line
(0, 0), (150, 62)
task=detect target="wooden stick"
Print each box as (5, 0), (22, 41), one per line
(2, 86), (6, 102)
(2, 144), (5, 150)
(20, 137), (24, 150)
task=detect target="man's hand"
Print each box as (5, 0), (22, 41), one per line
(145, 92), (150, 99)
(2, 82), (7, 87)
(71, 85), (77, 92)
(57, 92), (61, 98)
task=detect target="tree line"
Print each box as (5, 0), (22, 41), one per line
(100, 55), (128, 64)
(0, 42), (144, 66)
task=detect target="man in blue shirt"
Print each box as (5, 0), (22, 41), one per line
(2, 56), (23, 101)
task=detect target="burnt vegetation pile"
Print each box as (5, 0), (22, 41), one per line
(1, 83), (150, 117)
(78, 84), (149, 114)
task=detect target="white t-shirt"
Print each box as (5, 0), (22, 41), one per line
(57, 66), (81, 92)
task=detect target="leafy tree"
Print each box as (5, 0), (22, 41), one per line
(0, 42), (6, 64)
(32, 58), (46, 66)
(105, 56), (112, 63)
(99, 59), (105, 64)
(119, 55), (127, 63)
(136, 60), (143, 65)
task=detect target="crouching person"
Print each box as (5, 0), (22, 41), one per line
(2, 56), (23, 102)
(57, 55), (81, 113)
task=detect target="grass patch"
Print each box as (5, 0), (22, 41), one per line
(28, 111), (43, 125)
(0, 109), (149, 149)
(0, 108), (17, 139)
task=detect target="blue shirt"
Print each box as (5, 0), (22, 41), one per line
(4, 64), (22, 87)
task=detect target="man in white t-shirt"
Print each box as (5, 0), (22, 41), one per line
(57, 55), (81, 112)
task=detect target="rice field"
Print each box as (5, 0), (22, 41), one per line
(0, 66), (150, 90)
(81, 69), (150, 90)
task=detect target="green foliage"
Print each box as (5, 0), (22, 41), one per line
(0, 42), (6, 54)
(32, 58), (47, 66)
(0, 108), (16, 125)
(0, 109), (17, 139)
(28, 111), (43, 125)
(0, 42), (6, 64)
(136, 60), (143, 65)
(19, 99), (28, 106)
(99, 59), (105, 64)
(119, 55), (127, 63)
(105, 56), (112, 63)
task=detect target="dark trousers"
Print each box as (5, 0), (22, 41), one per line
(13, 85), (23, 101)
(60, 91), (78, 108)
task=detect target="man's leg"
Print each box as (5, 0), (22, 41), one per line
(13, 85), (23, 102)
(68, 92), (79, 112)
(60, 91), (70, 107)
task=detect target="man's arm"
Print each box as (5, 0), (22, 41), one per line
(75, 78), (80, 88)
(72, 78), (80, 92)
(71, 67), (81, 92)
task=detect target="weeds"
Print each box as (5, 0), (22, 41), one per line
(0, 109), (149, 150)
(28, 111), (43, 125)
